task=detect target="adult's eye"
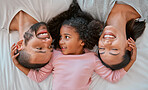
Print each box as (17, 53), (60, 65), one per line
(98, 48), (105, 50)
(36, 47), (42, 50)
(112, 48), (118, 50)
(109, 49), (119, 55)
(98, 48), (105, 54)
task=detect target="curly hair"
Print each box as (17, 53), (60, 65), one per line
(62, 13), (104, 49)
(47, 0), (82, 48)
(47, 0), (104, 49)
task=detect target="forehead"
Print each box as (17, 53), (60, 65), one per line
(60, 25), (77, 33)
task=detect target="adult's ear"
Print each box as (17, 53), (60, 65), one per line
(17, 39), (23, 50)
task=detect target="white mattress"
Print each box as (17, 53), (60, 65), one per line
(0, 23), (148, 90)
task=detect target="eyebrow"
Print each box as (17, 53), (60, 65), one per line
(35, 51), (46, 53)
(64, 33), (71, 36)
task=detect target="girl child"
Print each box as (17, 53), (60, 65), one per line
(11, 11), (136, 90)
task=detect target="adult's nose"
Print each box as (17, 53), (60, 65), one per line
(103, 40), (112, 46)
(43, 37), (52, 48)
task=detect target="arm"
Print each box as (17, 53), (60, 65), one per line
(28, 63), (53, 83)
(94, 56), (126, 83)
(124, 37), (137, 72)
(94, 38), (137, 83)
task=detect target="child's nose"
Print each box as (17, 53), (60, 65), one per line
(59, 39), (64, 45)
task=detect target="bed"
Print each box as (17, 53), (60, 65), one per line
(0, 0), (148, 90)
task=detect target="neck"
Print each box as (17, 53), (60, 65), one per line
(107, 11), (126, 34)
(9, 11), (38, 39)
(106, 4), (140, 34)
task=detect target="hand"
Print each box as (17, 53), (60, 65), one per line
(11, 43), (20, 66)
(11, 43), (30, 75)
(128, 37), (137, 61)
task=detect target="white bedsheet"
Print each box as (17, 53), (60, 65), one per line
(0, 22), (148, 90)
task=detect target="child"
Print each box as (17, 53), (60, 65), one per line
(11, 11), (136, 90)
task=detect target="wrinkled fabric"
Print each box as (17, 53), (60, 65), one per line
(28, 50), (126, 90)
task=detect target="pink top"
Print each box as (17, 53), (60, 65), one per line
(28, 50), (126, 90)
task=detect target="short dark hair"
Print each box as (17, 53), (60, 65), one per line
(24, 22), (48, 46)
(16, 50), (48, 69)
(16, 22), (49, 69)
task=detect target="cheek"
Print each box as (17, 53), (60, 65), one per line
(98, 40), (102, 48)
(66, 41), (72, 46)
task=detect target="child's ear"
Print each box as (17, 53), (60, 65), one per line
(80, 41), (85, 46)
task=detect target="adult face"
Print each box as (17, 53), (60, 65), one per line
(98, 26), (128, 66)
(59, 25), (84, 55)
(23, 24), (53, 64)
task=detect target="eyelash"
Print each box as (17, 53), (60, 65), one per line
(65, 36), (70, 39)
(36, 47), (42, 50)
(98, 48), (105, 50)
(112, 49), (118, 50)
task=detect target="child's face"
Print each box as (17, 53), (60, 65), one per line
(59, 25), (84, 55)
(23, 25), (53, 64)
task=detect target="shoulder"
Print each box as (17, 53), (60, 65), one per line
(53, 49), (62, 57)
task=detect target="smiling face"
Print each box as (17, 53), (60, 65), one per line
(23, 24), (53, 64)
(59, 25), (84, 55)
(98, 26), (128, 66)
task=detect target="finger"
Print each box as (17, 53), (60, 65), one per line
(129, 44), (134, 49)
(130, 37), (135, 43)
(12, 54), (19, 65)
(18, 46), (23, 51)
(13, 53), (19, 58)
(128, 38), (133, 43)
(17, 39), (23, 44)
(11, 43), (16, 50)
(11, 46), (18, 56)
(128, 42), (136, 47)
(128, 40), (136, 46)
(129, 44), (137, 52)
(128, 37), (134, 42)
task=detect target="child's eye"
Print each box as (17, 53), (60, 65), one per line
(65, 36), (70, 39)
(59, 36), (62, 39)
(36, 47), (42, 50)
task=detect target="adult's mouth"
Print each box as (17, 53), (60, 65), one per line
(103, 31), (116, 39)
(36, 30), (50, 39)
